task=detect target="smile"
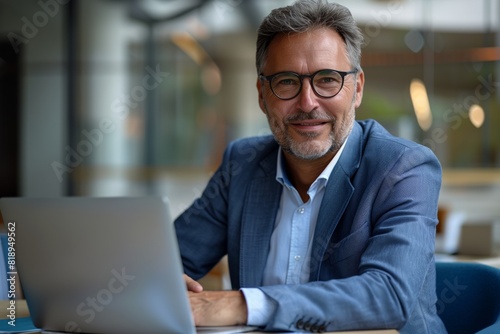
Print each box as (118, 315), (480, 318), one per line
(296, 122), (326, 126)
(290, 120), (330, 128)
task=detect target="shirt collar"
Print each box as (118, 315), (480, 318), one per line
(276, 135), (350, 190)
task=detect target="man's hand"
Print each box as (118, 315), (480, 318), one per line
(183, 274), (204, 293)
(189, 290), (248, 327)
(183, 274), (248, 326)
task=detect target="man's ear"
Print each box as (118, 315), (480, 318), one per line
(354, 70), (365, 108)
(257, 78), (266, 113)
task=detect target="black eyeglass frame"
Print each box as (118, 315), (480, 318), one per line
(259, 68), (358, 100)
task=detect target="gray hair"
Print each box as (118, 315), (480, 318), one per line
(256, 0), (364, 74)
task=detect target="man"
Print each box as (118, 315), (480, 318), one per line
(175, 0), (446, 333)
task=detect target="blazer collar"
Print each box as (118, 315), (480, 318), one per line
(309, 121), (363, 279)
(339, 121), (363, 177)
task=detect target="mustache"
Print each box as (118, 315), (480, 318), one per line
(285, 110), (336, 123)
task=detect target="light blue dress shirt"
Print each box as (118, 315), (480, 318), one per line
(241, 139), (348, 326)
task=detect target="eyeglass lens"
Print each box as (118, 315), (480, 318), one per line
(270, 70), (344, 99)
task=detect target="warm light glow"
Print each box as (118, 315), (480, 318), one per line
(171, 31), (222, 95)
(469, 104), (485, 128)
(171, 31), (208, 65)
(409, 78), (433, 131)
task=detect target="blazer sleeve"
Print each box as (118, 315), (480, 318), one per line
(257, 144), (442, 332)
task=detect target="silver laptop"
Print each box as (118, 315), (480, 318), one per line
(0, 197), (255, 334)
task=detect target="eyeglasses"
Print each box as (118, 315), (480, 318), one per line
(259, 69), (357, 100)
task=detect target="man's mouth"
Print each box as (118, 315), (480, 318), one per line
(290, 119), (330, 128)
(293, 121), (328, 126)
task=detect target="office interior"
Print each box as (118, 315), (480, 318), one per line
(1, 0), (500, 284)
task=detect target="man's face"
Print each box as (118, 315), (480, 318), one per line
(257, 28), (364, 160)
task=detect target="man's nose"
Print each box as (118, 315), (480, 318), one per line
(296, 79), (319, 112)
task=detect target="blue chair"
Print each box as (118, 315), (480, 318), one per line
(436, 262), (500, 334)
(0, 233), (9, 299)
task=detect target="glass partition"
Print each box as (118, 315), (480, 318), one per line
(0, 0), (499, 218)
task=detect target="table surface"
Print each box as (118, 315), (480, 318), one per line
(252, 331), (397, 334)
(0, 300), (398, 333)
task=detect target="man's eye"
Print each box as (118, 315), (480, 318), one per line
(276, 78), (298, 86)
(317, 77), (340, 84)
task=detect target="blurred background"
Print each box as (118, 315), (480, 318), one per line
(0, 0), (499, 255)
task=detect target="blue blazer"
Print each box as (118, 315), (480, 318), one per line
(175, 119), (447, 333)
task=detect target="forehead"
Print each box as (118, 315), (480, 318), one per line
(264, 28), (350, 73)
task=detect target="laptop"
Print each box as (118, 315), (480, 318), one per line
(0, 197), (256, 334)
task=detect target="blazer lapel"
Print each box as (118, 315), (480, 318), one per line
(309, 122), (363, 279)
(239, 151), (282, 288)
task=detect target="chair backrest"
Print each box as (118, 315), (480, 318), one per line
(436, 262), (500, 334)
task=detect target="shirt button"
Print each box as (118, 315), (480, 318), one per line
(298, 207), (305, 214)
(294, 255), (301, 261)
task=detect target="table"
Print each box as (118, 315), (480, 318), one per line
(252, 331), (397, 334)
(0, 300), (398, 333)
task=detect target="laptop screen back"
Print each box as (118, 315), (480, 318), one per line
(0, 196), (196, 334)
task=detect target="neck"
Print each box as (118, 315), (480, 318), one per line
(282, 150), (337, 202)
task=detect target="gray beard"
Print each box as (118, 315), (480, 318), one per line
(266, 109), (354, 161)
